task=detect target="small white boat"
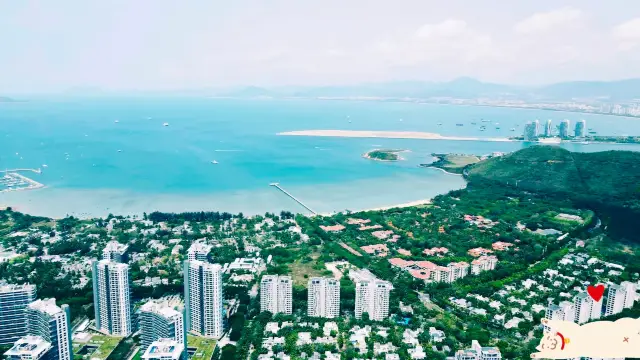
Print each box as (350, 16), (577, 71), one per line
(115, 120), (119, 123)
(510, 128), (516, 131)
(42, 164), (48, 168)
(163, 122), (169, 127)
(211, 160), (218, 164)
(437, 123), (442, 125)
(117, 150), (122, 152)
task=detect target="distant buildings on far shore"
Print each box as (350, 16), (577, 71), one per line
(523, 118), (587, 141)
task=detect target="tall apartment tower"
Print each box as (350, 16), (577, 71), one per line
(187, 243), (212, 262)
(544, 119), (552, 137)
(92, 260), (133, 336)
(533, 119), (540, 136)
(605, 281), (637, 316)
(559, 119), (571, 138)
(575, 119), (586, 138)
(102, 241), (129, 263)
(573, 292), (602, 324)
(307, 277), (340, 318)
(26, 299), (72, 360)
(260, 275), (293, 315)
(349, 269), (393, 321)
(184, 261), (225, 338)
(139, 299), (186, 355)
(0, 282), (37, 345)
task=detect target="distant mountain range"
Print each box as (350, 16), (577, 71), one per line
(0, 96), (16, 102)
(217, 77), (640, 102)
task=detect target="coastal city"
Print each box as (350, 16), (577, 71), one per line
(1, 149), (639, 360)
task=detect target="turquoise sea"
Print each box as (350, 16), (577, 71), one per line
(2, 97), (640, 218)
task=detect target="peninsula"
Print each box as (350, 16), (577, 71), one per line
(278, 130), (512, 142)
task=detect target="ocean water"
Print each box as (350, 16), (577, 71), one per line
(2, 97), (640, 218)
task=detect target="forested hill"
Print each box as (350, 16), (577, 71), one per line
(466, 146), (640, 239)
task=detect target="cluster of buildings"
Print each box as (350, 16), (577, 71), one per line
(523, 118), (587, 141)
(545, 281), (637, 331)
(389, 255), (498, 283)
(259, 270), (393, 321)
(0, 282), (72, 360)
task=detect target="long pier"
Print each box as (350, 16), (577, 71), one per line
(269, 182), (317, 215)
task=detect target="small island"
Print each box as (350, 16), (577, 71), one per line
(363, 149), (407, 162)
(421, 153), (481, 174)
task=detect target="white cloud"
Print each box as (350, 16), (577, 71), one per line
(515, 7), (583, 35)
(612, 18), (640, 51)
(416, 19), (469, 38)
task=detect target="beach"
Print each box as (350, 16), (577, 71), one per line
(278, 130), (513, 142)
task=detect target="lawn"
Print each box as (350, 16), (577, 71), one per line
(187, 335), (217, 360)
(73, 334), (122, 360)
(288, 252), (331, 286)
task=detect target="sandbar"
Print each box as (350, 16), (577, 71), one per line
(278, 130), (512, 142)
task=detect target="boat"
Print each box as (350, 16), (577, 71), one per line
(163, 122), (169, 127)
(588, 131), (597, 134)
(510, 128), (516, 131)
(117, 150), (122, 152)
(42, 164), (48, 168)
(481, 119), (490, 122)
(114, 120), (119, 123)
(211, 160), (219, 164)
(471, 122), (477, 125)
(456, 123), (464, 126)
(480, 128), (485, 131)
(581, 141), (590, 145)
(496, 127), (501, 130)
(437, 123), (442, 125)
(399, 118), (403, 122)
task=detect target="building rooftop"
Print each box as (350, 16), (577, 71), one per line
(104, 241), (128, 254)
(142, 340), (185, 360)
(140, 299), (183, 320)
(4, 336), (52, 359)
(0, 281), (36, 293)
(28, 298), (63, 316)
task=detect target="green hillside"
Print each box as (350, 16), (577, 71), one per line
(466, 146), (640, 239)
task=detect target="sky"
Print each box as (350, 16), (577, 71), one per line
(2, 0), (640, 93)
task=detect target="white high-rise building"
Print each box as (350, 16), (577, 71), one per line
(26, 299), (72, 360)
(102, 241), (129, 263)
(605, 281), (636, 316)
(184, 261), (225, 338)
(575, 119), (586, 138)
(139, 299), (186, 354)
(92, 260), (132, 336)
(574, 292), (602, 324)
(349, 269), (393, 321)
(307, 277), (340, 318)
(260, 275), (292, 315)
(545, 119), (552, 137)
(545, 301), (575, 332)
(0, 282), (37, 345)
(187, 243), (212, 262)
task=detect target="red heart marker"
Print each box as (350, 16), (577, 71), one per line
(587, 284), (605, 302)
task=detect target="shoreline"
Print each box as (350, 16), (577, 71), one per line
(315, 198), (433, 217)
(425, 166), (464, 176)
(278, 130), (513, 142)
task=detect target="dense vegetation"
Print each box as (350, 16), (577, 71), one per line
(365, 149), (404, 161)
(466, 146), (640, 240)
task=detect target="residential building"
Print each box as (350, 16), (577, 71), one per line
(471, 256), (498, 275)
(139, 299), (186, 354)
(26, 299), (72, 360)
(559, 119), (571, 138)
(575, 119), (586, 137)
(227, 258), (266, 273)
(524, 121), (537, 141)
(184, 261), (225, 338)
(574, 292), (601, 324)
(0, 282), (37, 345)
(187, 243), (212, 262)
(545, 301), (575, 331)
(141, 339), (186, 360)
(307, 277), (340, 318)
(260, 275), (292, 315)
(544, 119), (552, 137)
(349, 269), (393, 321)
(454, 340), (501, 360)
(4, 336), (52, 360)
(605, 281), (636, 316)
(92, 260), (133, 336)
(102, 241), (129, 263)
